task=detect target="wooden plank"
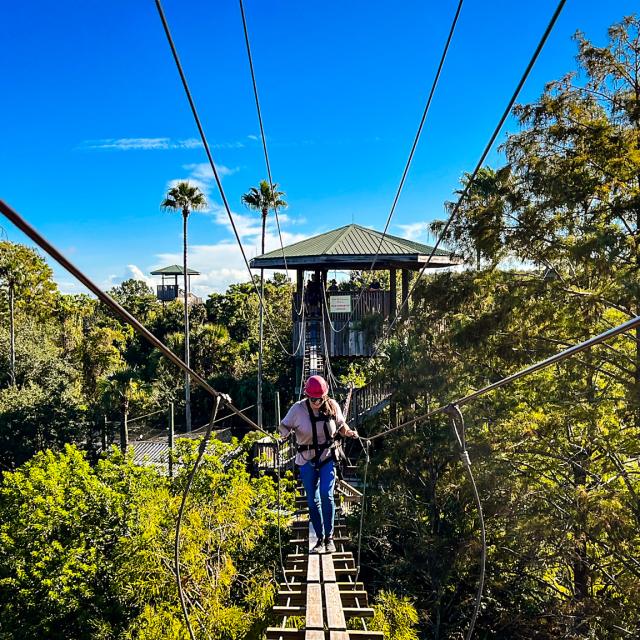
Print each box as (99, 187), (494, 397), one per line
(305, 631), (325, 640)
(342, 607), (375, 619)
(330, 632), (349, 640)
(338, 590), (368, 607)
(321, 554), (336, 582)
(324, 582), (347, 630)
(347, 632), (384, 640)
(333, 558), (356, 568)
(307, 554), (320, 582)
(306, 583), (323, 630)
(266, 628), (305, 640)
(334, 567), (357, 576)
(277, 591), (306, 606)
(337, 582), (364, 590)
(274, 605), (305, 616)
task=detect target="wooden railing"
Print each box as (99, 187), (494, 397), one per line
(292, 290), (391, 322)
(346, 382), (392, 427)
(157, 284), (178, 301)
(252, 436), (296, 473)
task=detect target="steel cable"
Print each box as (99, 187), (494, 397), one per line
(175, 396), (222, 640)
(0, 199), (272, 440)
(377, 0), (568, 352)
(318, 0), (465, 334)
(154, 0), (304, 357)
(237, 0), (303, 316)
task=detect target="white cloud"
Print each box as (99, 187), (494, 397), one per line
(80, 137), (204, 151)
(80, 137), (246, 151)
(182, 162), (238, 181)
(103, 264), (156, 290)
(153, 214), (308, 295)
(395, 222), (434, 241)
(165, 162), (239, 211)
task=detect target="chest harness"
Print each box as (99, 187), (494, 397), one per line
(296, 399), (336, 468)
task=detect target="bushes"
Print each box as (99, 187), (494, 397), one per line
(0, 441), (288, 639)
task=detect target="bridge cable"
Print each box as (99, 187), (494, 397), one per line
(376, 0), (567, 353)
(0, 199), (272, 439)
(365, 312), (640, 443)
(276, 438), (295, 591)
(354, 437), (370, 586)
(321, 0), (464, 334)
(237, 0), (303, 316)
(443, 404), (485, 640)
(153, 0), (303, 358)
(175, 396), (222, 640)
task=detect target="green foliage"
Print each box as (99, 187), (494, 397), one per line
(368, 591), (420, 640)
(361, 17), (640, 638)
(0, 441), (291, 639)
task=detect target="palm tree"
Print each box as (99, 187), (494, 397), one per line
(99, 367), (153, 453)
(161, 181), (207, 432)
(241, 180), (287, 427)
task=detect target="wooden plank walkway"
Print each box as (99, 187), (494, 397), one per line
(266, 484), (383, 640)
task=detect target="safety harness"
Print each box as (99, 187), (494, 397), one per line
(297, 399), (336, 468)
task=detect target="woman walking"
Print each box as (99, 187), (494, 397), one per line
(279, 375), (358, 553)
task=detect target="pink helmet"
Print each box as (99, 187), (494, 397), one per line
(304, 375), (329, 398)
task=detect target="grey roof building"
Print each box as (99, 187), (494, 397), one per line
(250, 223), (460, 271)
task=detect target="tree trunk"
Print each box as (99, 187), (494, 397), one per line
(9, 282), (15, 387)
(183, 210), (191, 432)
(257, 210), (267, 427)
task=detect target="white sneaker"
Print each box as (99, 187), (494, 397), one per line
(324, 538), (336, 553)
(312, 539), (325, 554)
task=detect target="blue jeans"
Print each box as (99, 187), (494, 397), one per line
(299, 459), (336, 539)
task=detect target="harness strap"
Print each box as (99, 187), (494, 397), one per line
(297, 443), (330, 452)
(304, 399), (335, 467)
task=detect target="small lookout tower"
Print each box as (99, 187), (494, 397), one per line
(250, 224), (462, 391)
(150, 264), (202, 304)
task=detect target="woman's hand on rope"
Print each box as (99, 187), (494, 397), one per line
(343, 427), (358, 439)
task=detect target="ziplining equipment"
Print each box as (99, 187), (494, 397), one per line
(153, 0), (301, 360)
(0, 200), (268, 438)
(376, 0), (568, 354)
(297, 0), (465, 336)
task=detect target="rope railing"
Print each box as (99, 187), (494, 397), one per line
(367, 312), (640, 442)
(0, 199), (271, 440)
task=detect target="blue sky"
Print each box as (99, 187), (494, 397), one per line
(1, 0), (638, 297)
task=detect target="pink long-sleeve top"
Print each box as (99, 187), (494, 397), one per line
(279, 398), (347, 466)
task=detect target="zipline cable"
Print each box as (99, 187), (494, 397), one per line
(0, 199), (271, 439)
(444, 404), (485, 640)
(320, 0), (465, 334)
(237, 0), (302, 317)
(154, 0), (303, 358)
(175, 396), (222, 640)
(377, 0), (568, 352)
(366, 311), (640, 443)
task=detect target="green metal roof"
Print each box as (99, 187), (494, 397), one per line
(250, 224), (461, 270)
(150, 264), (200, 276)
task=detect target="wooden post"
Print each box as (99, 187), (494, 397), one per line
(120, 410), (128, 454)
(296, 269), (304, 296)
(102, 415), (108, 451)
(168, 402), (175, 478)
(401, 269), (409, 319)
(389, 268), (397, 322)
(8, 283), (15, 387)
